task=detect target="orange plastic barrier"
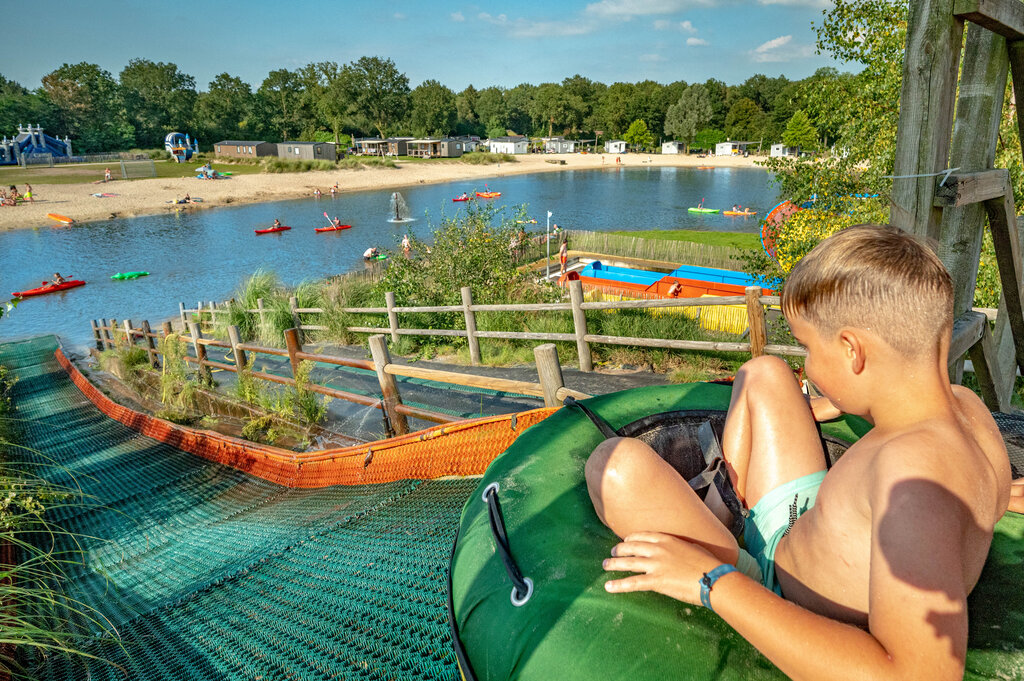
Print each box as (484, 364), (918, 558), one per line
(56, 349), (554, 488)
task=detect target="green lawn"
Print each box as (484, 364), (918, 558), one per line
(0, 157), (263, 185)
(607, 229), (760, 250)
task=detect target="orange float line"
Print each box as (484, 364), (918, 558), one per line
(55, 349), (555, 488)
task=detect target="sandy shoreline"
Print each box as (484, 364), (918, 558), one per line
(0, 153), (764, 231)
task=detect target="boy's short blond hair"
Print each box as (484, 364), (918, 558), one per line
(781, 224), (953, 358)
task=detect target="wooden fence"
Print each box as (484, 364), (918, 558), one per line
(179, 280), (806, 372)
(91, 318), (588, 437)
(564, 229), (743, 270)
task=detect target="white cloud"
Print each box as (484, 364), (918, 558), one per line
(585, 0), (711, 19)
(687, 37), (708, 45)
(478, 11), (599, 37)
(639, 53), (668, 62)
(653, 19), (671, 29)
(679, 20), (697, 33)
(751, 34), (814, 62)
(654, 18), (698, 32)
(451, 11), (465, 21)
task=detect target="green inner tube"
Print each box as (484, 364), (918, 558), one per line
(111, 272), (150, 280)
(449, 383), (1024, 681)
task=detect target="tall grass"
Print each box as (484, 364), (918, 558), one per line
(566, 229), (743, 269)
(460, 151), (516, 165)
(262, 158), (338, 173)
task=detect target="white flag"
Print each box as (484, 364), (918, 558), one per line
(547, 211), (553, 218)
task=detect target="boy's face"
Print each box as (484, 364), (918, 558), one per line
(787, 313), (849, 408)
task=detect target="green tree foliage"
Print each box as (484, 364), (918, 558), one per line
(41, 62), (134, 152)
(348, 56), (410, 139)
(119, 58), (197, 148)
(725, 97), (767, 142)
(694, 127), (727, 151)
(624, 119), (654, 151)
(195, 73), (255, 143)
(316, 66), (357, 145)
(664, 84), (712, 148)
(456, 84), (480, 135)
(504, 83), (537, 136)
(409, 79), (457, 137)
(782, 109), (817, 150)
(0, 75), (56, 135)
(256, 69), (304, 141)
(294, 61), (341, 140)
(532, 82), (583, 137)
(598, 82), (637, 137)
(703, 78), (729, 129)
(475, 86), (508, 137)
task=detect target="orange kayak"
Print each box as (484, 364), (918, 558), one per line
(46, 213), (74, 224)
(723, 210), (757, 216)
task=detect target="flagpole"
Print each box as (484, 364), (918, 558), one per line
(546, 211), (552, 279)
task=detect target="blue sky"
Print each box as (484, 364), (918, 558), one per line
(4, 0), (842, 90)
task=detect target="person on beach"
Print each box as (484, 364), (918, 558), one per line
(104, 168), (112, 182)
(313, 188), (321, 197)
(586, 224), (1015, 681)
(558, 238), (568, 275)
(401, 234), (411, 256)
(24, 184), (33, 202)
(331, 182), (339, 195)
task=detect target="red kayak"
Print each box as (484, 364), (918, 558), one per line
(255, 225), (291, 235)
(452, 196), (471, 202)
(13, 280), (86, 298)
(315, 224), (353, 232)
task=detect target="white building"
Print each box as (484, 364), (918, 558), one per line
(661, 141), (683, 154)
(770, 143), (799, 157)
(604, 140), (627, 153)
(487, 135), (528, 154)
(715, 141), (753, 156)
(542, 137), (576, 153)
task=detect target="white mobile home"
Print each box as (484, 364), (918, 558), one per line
(715, 141), (754, 156)
(604, 140), (627, 153)
(487, 136), (528, 154)
(543, 137), (576, 153)
(770, 144), (799, 157)
(661, 141), (683, 154)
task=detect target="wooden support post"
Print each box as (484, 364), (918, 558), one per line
(179, 302), (187, 329)
(256, 298), (266, 331)
(984, 190), (1024, 377)
(745, 286), (767, 358)
(385, 291), (400, 344)
(90, 320), (103, 351)
(461, 286), (481, 365)
(122, 319), (134, 348)
(568, 279), (593, 372)
(368, 334), (409, 435)
(284, 327), (302, 381)
(289, 296), (303, 344)
(141, 320), (158, 367)
(228, 325), (247, 369)
(534, 343), (565, 408)
(187, 321), (211, 383)
(108, 319), (119, 348)
(967, 318), (1013, 411)
(890, 0), (965, 239)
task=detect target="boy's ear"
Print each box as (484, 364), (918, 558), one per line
(839, 329), (866, 374)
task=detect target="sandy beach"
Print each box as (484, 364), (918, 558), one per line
(0, 152), (763, 231)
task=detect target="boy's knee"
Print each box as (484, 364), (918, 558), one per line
(738, 355), (795, 387)
(585, 437), (653, 496)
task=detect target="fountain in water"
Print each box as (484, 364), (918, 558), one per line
(388, 192), (414, 223)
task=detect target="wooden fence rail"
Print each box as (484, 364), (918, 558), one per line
(179, 281), (806, 371)
(91, 319), (584, 436)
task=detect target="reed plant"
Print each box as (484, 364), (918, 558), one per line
(460, 151), (516, 165)
(262, 158), (338, 173)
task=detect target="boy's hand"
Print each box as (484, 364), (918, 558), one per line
(1009, 478), (1024, 515)
(602, 532), (724, 605)
(809, 396), (842, 422)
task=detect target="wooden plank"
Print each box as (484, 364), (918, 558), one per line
(395, 328), (467, 338)
(967, 315), (1013, 410)
(341, 307), (388, 314)
(294, 350), (373, 371)
(234, 343), (289, 358)
(554, 386), (592, 402)
(473, 331), (578, 342)
(347, 326), (393, 335)
(392, 304), (463, 313)
(393, 403), (459, 424)
(948, 310), (988, 362)
(580, 296), (747, 310)
(933, 169), (1009, 207)
(891, 0), (965, 239)
(954, 0), (1024, 39)
(745, 286), (767, 358)
(383, 363), (545, 398)
(984, 190), (1024, 375)
(584, 333), (750, 353)
(471, 303), (573, 312)
(764, 344), (807, 357)
(300, 325), (328, 331)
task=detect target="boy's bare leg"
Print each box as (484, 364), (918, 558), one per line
(586, 437), (739, 565)
(721, 356), (826, 509)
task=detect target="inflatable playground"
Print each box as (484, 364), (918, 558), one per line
(165, 131), (199, 162)
(0, 124), (72, 165)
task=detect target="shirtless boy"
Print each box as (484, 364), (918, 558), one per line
(586, 224), (1014, 680)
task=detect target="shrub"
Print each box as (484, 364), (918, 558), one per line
(461, 151), (516, 165)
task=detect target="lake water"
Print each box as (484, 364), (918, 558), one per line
(0, 166), (777, 348)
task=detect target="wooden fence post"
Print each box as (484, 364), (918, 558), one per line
(108, 319), (119, 348)
(141, 320), (159, 367)
(103, 319), (114, 348)
(178, 302), (187, 330)
(284, 328), (302, 380)
(161, 321), (173, 340)
(385, 291), (400, 344)
(745, 286), (767, 358)
(228, 325), (248, 369)
(122, 320), (135, 350)
(90, 320), (103, 351)
(289, 296), (304, 344)
(568, 279), (593, 372)
(534, 343), (565, 408)
(256, 298), (266, 331)
(461, 286), (481, 365)
(187, 321), (211, 383)
(369, 334), (409, 436)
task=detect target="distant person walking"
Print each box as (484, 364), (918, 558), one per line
(559, 238), (568, 275)
(401, 234), (411, 257)
(104, 168), (112, 182)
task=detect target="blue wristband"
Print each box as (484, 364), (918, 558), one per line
(699, 564), (738, 612)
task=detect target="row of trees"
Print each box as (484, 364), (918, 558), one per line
(1, 56), (844, 154)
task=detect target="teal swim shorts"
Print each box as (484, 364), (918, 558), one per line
(734, 470), (827, 595)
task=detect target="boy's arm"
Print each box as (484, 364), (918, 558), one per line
(603, 444), (971, 681)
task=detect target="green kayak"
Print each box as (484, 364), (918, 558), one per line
(111, 271), (149, 280)
(687, 207), (720, 213)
